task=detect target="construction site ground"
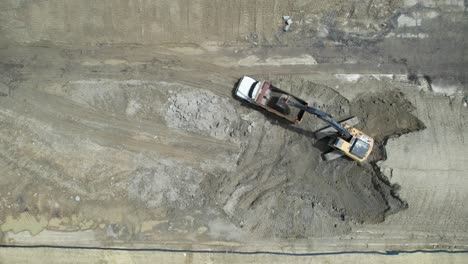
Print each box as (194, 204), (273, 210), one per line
(0, 0), (467, 263)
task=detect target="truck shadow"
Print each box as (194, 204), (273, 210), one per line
(263, 110), (340, 158)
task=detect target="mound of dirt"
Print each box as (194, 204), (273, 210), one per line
(351, 91), (426, 141)
(201, 81), (424, 239)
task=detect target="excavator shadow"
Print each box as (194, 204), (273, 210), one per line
(313, 137), (335, 154)
(268, 115), (344, 160)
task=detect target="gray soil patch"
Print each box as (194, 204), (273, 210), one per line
(164, 89), (241, 141)
(128, 163), (204, 210)
(45, 79), (171, 121)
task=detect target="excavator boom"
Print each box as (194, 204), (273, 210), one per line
(282, 96), (374, 162)
(285, 99), (352, 140)
(235, 76), (374, 162)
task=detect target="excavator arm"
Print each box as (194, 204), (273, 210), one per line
(235, 76), (374, 162)
(285, 99), (352, 140)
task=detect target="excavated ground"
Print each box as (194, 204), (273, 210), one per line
(0, 0), (466, 254)
(201, 77), (424, 238)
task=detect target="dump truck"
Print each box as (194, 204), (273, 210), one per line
(235, 76), (307, 124)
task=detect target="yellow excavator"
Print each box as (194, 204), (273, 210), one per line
(235, 76), (374, 162)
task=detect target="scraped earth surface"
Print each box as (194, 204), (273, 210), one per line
(0, 0), (467, 254)
(0, 53), (426, 241)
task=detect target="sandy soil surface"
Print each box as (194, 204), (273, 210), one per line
(0, 0), (466, 257)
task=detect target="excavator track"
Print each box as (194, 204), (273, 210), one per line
(322, 149), (345, 161)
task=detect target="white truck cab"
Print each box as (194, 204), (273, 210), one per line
(235, 76), (260, 101)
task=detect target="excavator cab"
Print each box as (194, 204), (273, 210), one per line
(328, 125), (374, 162)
